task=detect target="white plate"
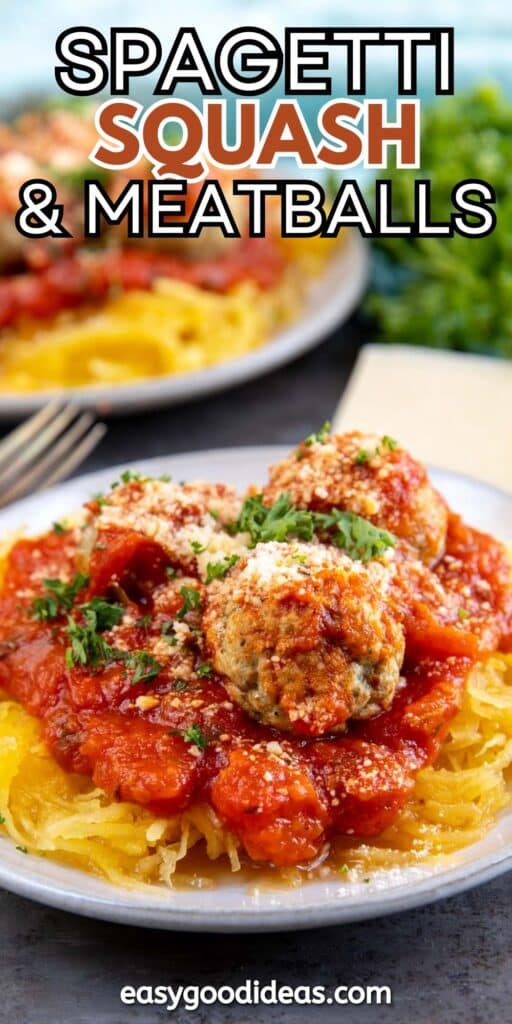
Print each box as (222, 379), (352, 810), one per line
(0, 446), (511, 932)
(0, 234), (367, 420)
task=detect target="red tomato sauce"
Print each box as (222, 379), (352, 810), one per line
(0, 513), (510, 867)
(0, 236), (285, 330)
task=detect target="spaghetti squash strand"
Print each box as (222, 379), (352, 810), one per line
(1, 652), (512, 887)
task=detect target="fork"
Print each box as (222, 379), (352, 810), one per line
(0, 400), (107, 508)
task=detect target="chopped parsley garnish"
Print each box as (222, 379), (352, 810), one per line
(65, 619), (120, 670)
(227, 492), (395, 562)
(314, 509), (396, 562)
(182, 724), (207, 749)
(458, 607), (470, 621)
(78, 597), (124, 632)
(196, 661), (213, 678)
(16, 845), (28, 854)
(177, 586), (201, 619)
(229, 493), (315, 545)
(126, 650), (162, 685)
(355, 436), (398, 466)
(136, 614), (152, 629)
(119, 469), (143, 485)
(112, 469), (171, 486)
(355, 449), (370, 465)
(52, 521), (68, 535)
(64, 596), (123, 669)
(165, 566), (177, 580)
(304, 421), (331, 446)
(93, 471), (170, 506)
(0, 814), (5, 825)
(338, 863), (349, 875)
(64, 598), (162, 684)
(205, 554), (240, 584)
(191, 540), (205, 554)
(30, 573), (90, 621)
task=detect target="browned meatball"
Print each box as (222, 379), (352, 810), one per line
(263, 431), (447, 566)
(204, 541), (405, 737)
(93, 478), (242, 577)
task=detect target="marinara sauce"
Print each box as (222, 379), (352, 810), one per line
(0, 504), (510, 867)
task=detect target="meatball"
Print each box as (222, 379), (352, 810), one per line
(263, 431), (447, 566)
(93, 478), (243, 577)
(204, 541), (405, 736)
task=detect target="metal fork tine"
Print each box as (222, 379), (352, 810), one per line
(0, 418), (106, 508)
(0, 403), (78, 489)
(41, 423), (107, 491)
(0, 397), (65, 474)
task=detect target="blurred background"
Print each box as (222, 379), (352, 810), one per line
(0, 0), (511, 487)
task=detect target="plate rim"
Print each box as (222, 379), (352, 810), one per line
(0, 446), (511, 932)
(0, 839), (511, 934)
(0, 233), (368, 420)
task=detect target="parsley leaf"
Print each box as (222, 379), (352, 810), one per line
(65, 596), (162, 685)
(0, 814), (5, 825)
(65, 596), (123, 668)
(228, 492), (395, 562)
(78, 597), (124, 632)
(355, 435), (398, 465)
(30, 573), (90, 621)
(92, 470), (154, 505)
(313, 509), (396, 562)
(355, 449), (370, 465)
(65, 619), (121, 670)
(191, 540), (205, 554)
(119, 469), (143, 485)
(182, 724), (207, 749)
(126, 650), (162, 685)
(177, 586), (201, 620)
(196, 661), (213, 678)
(205, 554), (240, 584)
(52, 521), (68, 535)
(304, 421), (331, 446)
(229, 493), (315, 545)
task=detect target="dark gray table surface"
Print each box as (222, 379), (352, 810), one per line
(1, 319), (510, 1024)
